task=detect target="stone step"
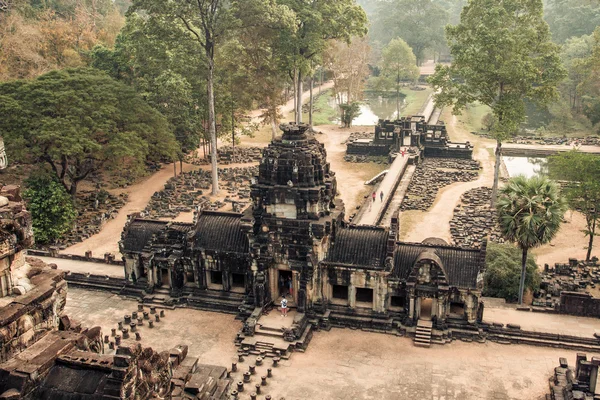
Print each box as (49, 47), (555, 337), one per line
(254, 328), (285, 339)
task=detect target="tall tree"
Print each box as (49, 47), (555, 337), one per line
(548, 151), (600, 261)
(129, 0), (236, 196)
(276, 0), (368, 124)
(429, 0), (566, 207)
(497, 176), (566, 304)
(0, 68), (178, 195)
(380, 38), (419, 119)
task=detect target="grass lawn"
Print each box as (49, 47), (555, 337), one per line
(402, 86), (435, 116)
(302, 89), (338, 126)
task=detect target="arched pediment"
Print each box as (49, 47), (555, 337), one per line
(410, 251), (448, 286)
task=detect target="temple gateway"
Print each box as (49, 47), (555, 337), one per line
(121, 123), (486, 347)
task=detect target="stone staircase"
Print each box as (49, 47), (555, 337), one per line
(414, 319), (433, 348)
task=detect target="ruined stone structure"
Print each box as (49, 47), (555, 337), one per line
(121, 124), (486, 348)
(0, 187), (231, 399)
(346, 117), (473, 160)
(548, 354), (600, 399)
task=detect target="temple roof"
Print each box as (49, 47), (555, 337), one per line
(38, 363), (108, 398)
(393, 242), (483, 289)
(324, 226), (389, 269)
(193, 211), (248, 254)
(121, 219), (168, 253)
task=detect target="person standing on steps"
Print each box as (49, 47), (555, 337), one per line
(372, 191), (376, 202)
(281, 295), (288, 317)
(380, 191), (384, 202)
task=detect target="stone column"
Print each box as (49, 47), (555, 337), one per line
(349, 285), (356, 308)
(408, 294), (415, 319)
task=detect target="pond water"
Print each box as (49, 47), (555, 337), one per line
(503, 156), (548, 178)
(328, 92), (405, 125)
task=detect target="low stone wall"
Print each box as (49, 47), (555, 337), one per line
(423, 145), (473, 159)
(27, 249), (125, 266)
(559, 291), (600, 318)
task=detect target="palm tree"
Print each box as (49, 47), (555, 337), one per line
(497, 175), (566, 305)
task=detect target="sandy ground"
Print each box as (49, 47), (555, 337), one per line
(64, 288), (240, 366)
(64, 287), (576, 400)
(313, 125), (387, 213)
(33, 256), (124, 277)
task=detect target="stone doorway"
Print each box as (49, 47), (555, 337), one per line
(420, 297), (433, 320)
(278, 270), (293, 297)
(161, 268), (170, 287)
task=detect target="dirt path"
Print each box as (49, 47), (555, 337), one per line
(401, 110), (496, 243)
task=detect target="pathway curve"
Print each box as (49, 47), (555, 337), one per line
(401, 111), (496, 243)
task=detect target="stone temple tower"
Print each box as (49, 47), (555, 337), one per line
(243, 123), (344, 313)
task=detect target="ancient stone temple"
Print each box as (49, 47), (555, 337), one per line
(0, 187), (231, 399)
(121, 123), (486, 348)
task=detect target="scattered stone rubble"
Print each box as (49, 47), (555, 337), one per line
(548, 354), (600, 400)
(343, 154), (388, 163)
(534, 258), (600, 315)
(185, 146), (263, 166)
(53, 190), (127, 248)
(143, 166), (257, 219)
(400, 158), (480, 211)
(509, 136), (600, 146)
(345, 131), (373, 144)
(450, 187), (503, 247)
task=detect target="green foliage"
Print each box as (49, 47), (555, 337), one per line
(497, 176), (566, 250)
(23, 172), (77, 244)
(497, 175), (566, 303)
(339, 102), (362, 128)
(429, 0), (566, 142)
(380, 38), (419, 83)
(483, 242), (540, 302)
(481, 113), (496, 131)
(545, 0), (600, 43)
(0, 68), (178, 195)
(548, 151), (600, 260)
(370, 0), (449, 64)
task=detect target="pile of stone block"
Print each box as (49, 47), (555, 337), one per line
(400, 158), (480, 211)
(54, 190), (128, 249)
(143, 166), (257, 219)
(449, 187), (503, 247)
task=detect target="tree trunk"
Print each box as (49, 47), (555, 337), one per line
(297, 70), (303, 124)
(293, 70), (297, 123)
(271, 119), (277, 141)
(396, 69), (400, 120)
(587, 217), (596, 261)
(231, 103), (235, 154)
(70, 180), (79, 197)
(207, 58), (219, 196)
(173, 161), (177, 178)
(518, 247), (528, 305)
(491, 141), (502, 208)
(309, 73), (313, 126)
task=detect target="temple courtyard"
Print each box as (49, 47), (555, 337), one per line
(65, 287), (590, 400)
